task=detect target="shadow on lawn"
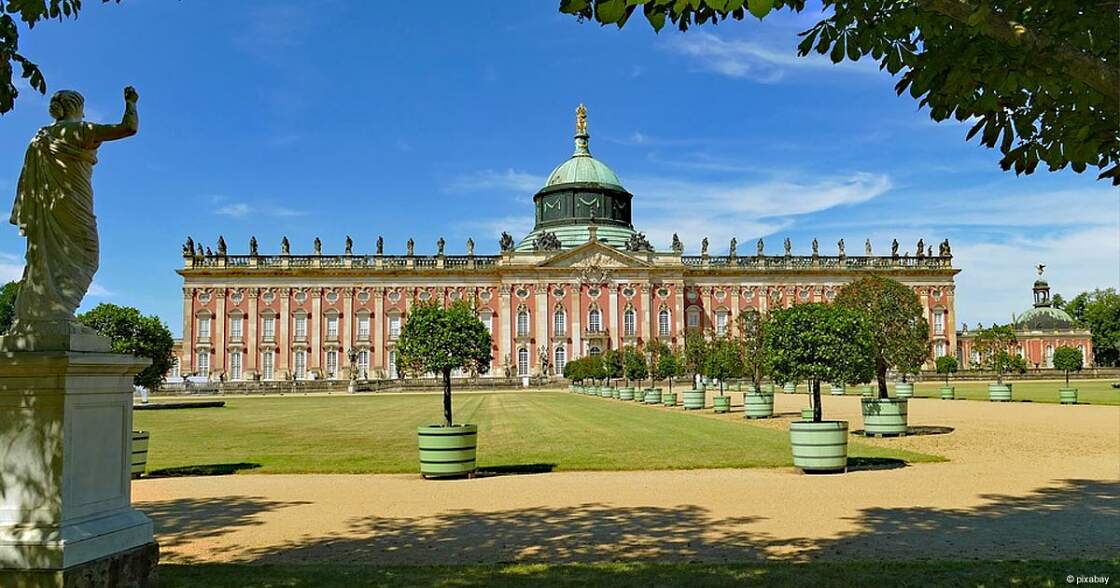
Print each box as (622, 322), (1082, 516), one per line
(476, 463), (557, 477)
(147, 462), (262, 478)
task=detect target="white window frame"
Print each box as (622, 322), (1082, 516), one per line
(479, 311), (493, 334)
(588, 309), (601, 333)
(262, 315), (275, 339)
(715, 310), (728, 335)
(517, 347), (529, 376)
(197, 352), (210, 377)
(229, 351), (242, 381)
(388, 350), (398, 379)
(326, 315), (339, 339)
(658, 308), (671, 337)
(358, 350), (369, 378)
(294, 314), (308, 339)
(198, 315), (211, 339)
(554, 346), (567, 374)
(326, 350), (338, 379)
(553, 309), (566, 337)
(294, 350), (307, 379)
(230, 315), (243, 340)
(358, 315), (370, 339)
(389, 314), (401, 338)
(261, 350), (274, 380)
(687, 308), (701, 329)
(517, 309), (530, 337)
(934, 310), (945, 335)
(623, 308), (636, 336)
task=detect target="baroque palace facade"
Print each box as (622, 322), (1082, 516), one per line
(175, 106), (960, 382)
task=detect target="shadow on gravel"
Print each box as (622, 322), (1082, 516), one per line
(846, 457), (907, 472)
(476, 463), (557, 477)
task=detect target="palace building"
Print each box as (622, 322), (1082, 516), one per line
(174, 106), (960, 382)
(956, 268), (1093, 369)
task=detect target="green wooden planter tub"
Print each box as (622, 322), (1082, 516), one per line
(763, 383), (776, 394)
(988, 383), (1013, 402)
(860, 384), (875, 398)
(861, 398), (909, 436)
(131, 430), (149, 479)
(940, 386), (955, 400)
(783, 382), (797, 394)
(1059, 387), (1078, 404)
(743, 391), (774, 419)
(713, 395), (731, 414)
(661, 392), (677, 407)
(682, 389), (705, 410)
(600, 387), (613, 399)
(895, 382), (914, 399)
(611, 387), (621, 399)
(830, 383), (845, 395)
(645, 389), (662, 404)
(640, 387), (658, 402)
(789, 420), (849, 473)
(418, 424), (478, 478)
(800, 407), (815, 421)
(619, 387), (635, 401)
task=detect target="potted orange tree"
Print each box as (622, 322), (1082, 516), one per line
(621, 345), (646, 401)
(652, 343), (682, 404)
(399, 299), (492, 479)
(769, 303), (873, 473)
(682, 330), (709, 409)
(707, 335), (742, 414)
(935, 355), (958, 399)
(737, 311), (773, 419)
(1053, 346), (1083, 404)
(836, 275), (928, 436)
(973, 325), (1018, 401)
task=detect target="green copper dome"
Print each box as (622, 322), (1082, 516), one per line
(545, 152), (624, 189)
(1015, 306), (1075, 330)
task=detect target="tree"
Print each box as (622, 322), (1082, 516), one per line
(1052, 346), (1083, 386)
(600, 348), (623, 387)
(560, 0), (1119, 184)
(562, 356), (583, 382)
(77, 303), (174, 392)
(735, 309), (769, 392)
(935, 355), (958, 387)
(0, 280), (17, 333)
(585, 353), (606, 384)
(645, 339), (670, 388)
(972, 324), (1017, 384)
(1, 0), (125, 114)
(656, 345), (683, 392)
(1065, 288), (1120, 367)
(704, 335), (743, 396)
(396, 300), (492, 427)
(767, 303), (875, 422)
(835, 275), (929, 399)
(683, 329), (709, 384)
(622, 345), (647, 386)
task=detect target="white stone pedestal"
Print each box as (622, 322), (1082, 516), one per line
(0, 348), (157, 587)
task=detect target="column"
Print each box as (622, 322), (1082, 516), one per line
(701, 287), (713, 332)
(674, 281), (685, 339)
(374, 289), (385, 373)
(310, 290), (322, 375)
(181, 287), (193, 373)
(535, 283), (548, 375)
(572, 283), (583, 357)
(343, 288), (354, 354)
(608, 284), (619, 350)
(946, 285), (957, 360)
(246, 289), (259, 375)
(278, 289), (290, 374)
(499, 286), (512, 373)
(640, 282), (651, 341)
(214, 289), (226, 378)
(730, 285), (740, 333)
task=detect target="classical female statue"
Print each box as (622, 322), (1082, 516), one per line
(729, 237), (737, 258)
(281, 236), (291, 255)
(6, 87), (138, 342)
(345, 235), (353, 255)
(466, 237), (475, 256)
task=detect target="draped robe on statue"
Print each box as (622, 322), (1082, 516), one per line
(9, 121), (110, 329)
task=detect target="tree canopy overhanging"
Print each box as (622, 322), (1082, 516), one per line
(560, 0), (1120, 184)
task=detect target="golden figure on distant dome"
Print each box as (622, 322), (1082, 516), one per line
(576, 103), (587, 135)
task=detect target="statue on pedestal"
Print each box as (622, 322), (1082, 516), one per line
(217, 235), (227, 256)
(837, 239), (846, 256)
(865, 238), (872, 256)
(313, 237), (322, 255)
(701, 237), (709, 256)
(281, 236), (291, 255)
(183, 236), (194, 256)
(729, 237), (737, 258)
(437, 237), (445, 255)
(784, 237), (792, 256)
(407, 238), (415, 256)
(4, 87), (139, 347)
(812, 238), (819, 256)
(756, 238), (764, 256)
(249, 236), (258, 256)
(671, 233), (683, 253)
(891, 238), (899, 257)
(376, 235), (384, 255)
(467, 237), (475, 256)
(345, 235), (353, 255)
(916, 238), (926, 258)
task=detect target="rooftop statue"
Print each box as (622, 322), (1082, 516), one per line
(499, 232), (514, 252)
(5, 87), (138, 344)
(249, 236), (258, 256)
(575, 103), (588, 135)
(535, 231), (562, 252)
(345, 235), (353, 255)
(891, 238), (899, 257)
(407, 238), (415, 256)
(376, 235), (384, 255)
(838, 238), (845, 256)
(195, 242), (204, 257)
(671, 233), (683, 254)
(466, 237), (475, 256)
(940, 238), (952, 256)
(729, 237), (737, 257)
(917, 238), (925, 258)
(624, 231), (652, 253)
(701, 237), (709, 256)
(281, 236), (290, 255)
(183, 236), (194, 256)
(784, 237), (791, 256)
(205, 246), (212, 257)
(756, 238), (764, 256)
(437, 237), (445, 255)
(313, 237), (322, 255)
(812, 238), (819, 256)
(217, 235), (227, 256)
(865, 238), (872, 256)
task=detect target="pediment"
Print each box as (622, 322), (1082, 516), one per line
(536, 240), (651, 270)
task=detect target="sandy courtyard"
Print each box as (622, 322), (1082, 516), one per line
(133, 393), (1120, 564)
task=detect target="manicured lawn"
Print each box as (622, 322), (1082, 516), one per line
(159, 561), (1119, 587)
(135, 391), (938, 475)
(910, 378), (1119, 405)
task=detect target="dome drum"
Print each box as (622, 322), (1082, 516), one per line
(532, 183), (633, 230)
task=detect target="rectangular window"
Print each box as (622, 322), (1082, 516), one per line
(553, 311), (566, 337)
(518, 348), (529, 376)
(389, 315), (401, 338)
(261, 351), (274, 380)
(687, 311), (700, 328)
(197, 352), (209, 377)
(326, 350), (338, 378)
(358, 350), (369, 378)
(198, 317), (211, 338)
(716, 312), (728, 335)
(230, 316), (243, 339)
(388, 350), (398, 378)
(479, 312), (493, 334)
(358, 316), (370, 338)
(230, 352), (242, 380)
(295, 316), (307, 338)
(934, 341), (945, 357)
(588, 310), (601, 332)
(263, 316), (275, 338)
(517, 311), (529, 337)
(624, 311), (636, 336)
(294, 351), (307, 379)
(327, 316), (339, 339)
(554, 347), (566, 373)
(934, 310), (945, 335)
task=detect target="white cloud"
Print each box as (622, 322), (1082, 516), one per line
(667, 32), (875, 83)
(215, 203), (252, 218)
(446, 169), (543, 194)
(87, 282), (114, 298)
(212, 201), (306, 218)
(457, 215), (534, 245)
(0, 252), (23, 283)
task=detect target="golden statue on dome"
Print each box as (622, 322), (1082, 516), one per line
(576, 103), (588, 135)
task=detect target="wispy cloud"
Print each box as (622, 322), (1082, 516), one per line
(215, 203), (252, 218)
(456, 215), (534, 245)
(211, 198), (307, 218)
(87, 282), (114, 298)
(446, 169), (543, 194)
(667, 32), (875, 83)
(0, 252), (23, 283)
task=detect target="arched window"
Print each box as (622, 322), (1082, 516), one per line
(229, 351), (242, 381)
(388, 312), (401, 338)
(197, 313), (211, 339)
(623, 308), (636, 336)
(357, 312), (371, 339)
(325, 312), (339, 340)
(517, 309), (530, 337)
(658, 308), (671, 337)
(686, 307), (701, 330)
(934, 341), (945, 357)
(229, 313), (243, 340)
(294, 312), (308, 339)
(554, 346), (567, 373)
(553, 308), (567, 337)
(262, 312), (276, 339)
(588, 308), (601, 332)
(261, 351), (274, 380)
(478, 310), (493, 334)
(933, 309), (945, 335)
(517, 348), (529, 376)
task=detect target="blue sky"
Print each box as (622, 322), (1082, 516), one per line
(1, 1), (1116, 337)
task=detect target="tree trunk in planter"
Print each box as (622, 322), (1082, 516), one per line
(744, 385), (774, 419)
(861, 397), (908, 436)
(789, 420), (848, 473)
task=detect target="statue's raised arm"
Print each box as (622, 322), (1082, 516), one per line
(3, 87), (139, 350)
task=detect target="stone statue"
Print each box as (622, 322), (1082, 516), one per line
(407, 238), (415, 256)
(916, 238), (925, 258)
(1036, 263), (1046, 276)
(499, 232), (514, 252)
(962, 322), (968, 332)
(576, 103), (587, 135)
(729, 237), (737, 258)
(865, 238), (872, 256)
(313, 237), (322, 255)
(205, 246), (212, 257)
(756, 238), (764, 256)
(940, 238), (952, 256)
(281, 236), (290, 255)
(837, 239), (845, 256)
(624, 232), (652, 252)
(196, 242), (204, 257)
(437, 237), (445, 255)
(671, 233), (683, 253)
(183, 236), (194, 256)
(467, 237), (475, 256)
(784, 237), (791, 256)
(534, 231), (562, 252)
(891, 239), (899, 257)
(5, 86), (138, 343)
(249, 236), (258, 256)
(345, 235), (353, 255)
(376, 235), (384, 255)
(701, 237), (709, 256)
(217, 235), (227, 256)
(812, 238), (819, 256)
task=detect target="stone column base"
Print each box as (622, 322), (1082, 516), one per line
(0, 542), (158, 588)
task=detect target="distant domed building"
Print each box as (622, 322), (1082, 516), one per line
(172, 105), (959, 384)
(956, 267), (1093, 369)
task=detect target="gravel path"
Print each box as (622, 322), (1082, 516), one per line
(133, 393), (1119, 564)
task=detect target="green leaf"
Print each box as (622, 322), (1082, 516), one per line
(747, 0), (772, 19)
